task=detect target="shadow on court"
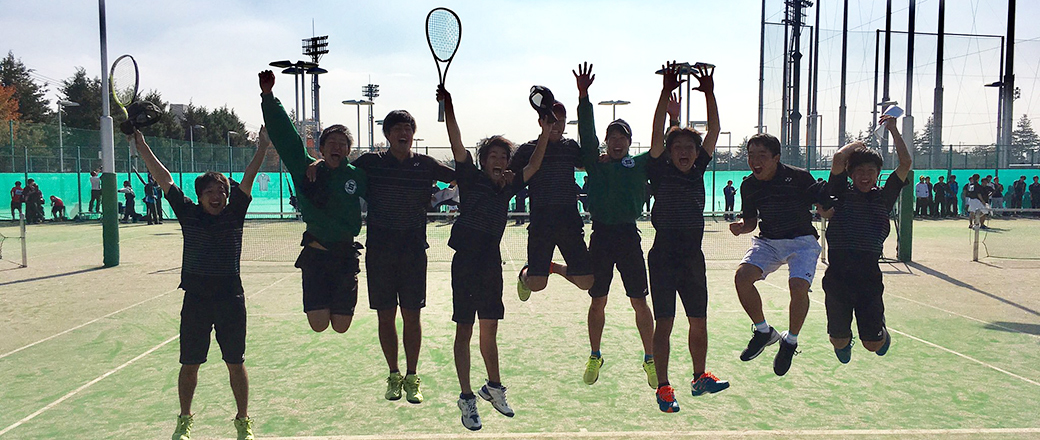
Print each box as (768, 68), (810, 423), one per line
(907, 261), (1040, 317)
(984, 321), (1040, 336)
(0, 266), (106, 287)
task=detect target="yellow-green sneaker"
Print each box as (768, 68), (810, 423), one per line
(642, 358), (657, 389)
(403, 373), (424, 403)
(517, 265), (532, 302)
(234, 417), (254, 440)
(171, 414), (192, 440)
(583, 355), (604, 385)
(385, 371), (404, 401)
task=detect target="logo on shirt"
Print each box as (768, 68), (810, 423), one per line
(413, 162), (420, 167)
(621, 157), (635, 168)
(344, 179), (358, 194)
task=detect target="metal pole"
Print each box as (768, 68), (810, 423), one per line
(881, 0), (893, 163)
(178, 142), (184, 188)
(838, 0), (849, 147)
(99, 0), (119, 267)
(933, 0), (945, 169)
(58, 103), (64, 172)
(77, 146), (82, 214)
(899, 0), (917, 263)
(757, 0), (767, 134)
(1001, 0), (1016, 169)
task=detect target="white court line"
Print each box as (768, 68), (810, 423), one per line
(0, 275), (293, 438)
(254, 427), (1040, 440)
(0, 334), (179, 437)
(886, 292), (1040, 339)
(0, 288), (180, 360)
(760, 280), (1040, 388)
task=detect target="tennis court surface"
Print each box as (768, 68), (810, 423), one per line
(0, 218), (1038, 439)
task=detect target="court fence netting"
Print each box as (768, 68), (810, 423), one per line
(241, 211), (830, 265)
(973, 208), (1040, 261)
(0, 212), (27, 268)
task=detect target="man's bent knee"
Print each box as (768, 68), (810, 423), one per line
(735, 264), (762, 286)
(574, 275), (595, 291)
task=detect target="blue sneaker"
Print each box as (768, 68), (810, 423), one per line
(656, 385), (680, 413)
(876, 328), (891, 356)
(690, 372), (730, 396)
(835, 339), (854, 364)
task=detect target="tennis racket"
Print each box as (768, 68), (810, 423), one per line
(426, 7), (461, 122)
(110, 54), (140, 155)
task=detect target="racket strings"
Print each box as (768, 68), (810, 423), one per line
(427, 12), (460, 61)
(111, 61), (138, 106)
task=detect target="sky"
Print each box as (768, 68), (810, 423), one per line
(1, 0), (1038, 159)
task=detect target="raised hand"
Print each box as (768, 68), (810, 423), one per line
(880, 114), (897, 130)
(573, 62), (595, 97)
(692, 63), (714, 94)
(436, 85), (452, 108)
(661, 61), (684, 93)
(259, 70), (275, 94)
(667, 92), (681, 122)
(258, 125), (272, 151)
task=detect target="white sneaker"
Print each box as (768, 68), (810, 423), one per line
(477, 381), (515, 417)
(458, 396), (482, 431)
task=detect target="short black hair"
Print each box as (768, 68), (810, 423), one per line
(476, 135), (514, 167)
(847, 147), (883, 173)
(14, 181), (20, 186)
(664, 127), (703, 153)
(747, 133), (781, 157)
(195, 171), (230, 198)
(382, 110), (416, 137)
(319, 124), (353, 150)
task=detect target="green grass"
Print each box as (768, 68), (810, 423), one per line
(0, 218), (1038, 439)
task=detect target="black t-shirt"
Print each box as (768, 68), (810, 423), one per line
(449, 157), (525, 252)
(933, 182), (948, 200)
(826, 172), (907, 254)
(964, 182), (991, 202)
(647, 152), (712, 232)
(740, 163), (821, 240)
(352, 151), (455, 243)
(508, 138), (582, 223)
(1030, 183), (1040, 200)
(723, 185), (736, 202)
(165, 184), (251, 296)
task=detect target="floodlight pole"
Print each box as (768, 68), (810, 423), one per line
(227, 130), (238, 178)
(99, 0), (119, 266)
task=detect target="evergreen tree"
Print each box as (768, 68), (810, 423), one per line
(1011, 114), (1039, 164)
(0, 51), (50, 123)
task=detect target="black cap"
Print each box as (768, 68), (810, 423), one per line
(606, 119), (632, 140)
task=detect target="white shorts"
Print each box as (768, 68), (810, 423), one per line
(740, 235), (822, 283)
(966, 199), (991, 215)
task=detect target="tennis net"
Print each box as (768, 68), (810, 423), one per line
(242, 211), (829, 264)
(0, 213), (27, 268)
(975, 208), (1040, 260)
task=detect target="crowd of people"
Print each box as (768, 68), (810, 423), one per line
(8, 170), (166, 224)
(915, 173), (1040, 219)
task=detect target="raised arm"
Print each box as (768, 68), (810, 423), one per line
(573, 62), (600, 166)
(238, 126), (271, 197)
(830, 141), (863, 176)
(650, 62), (684, 159)
(693, 64), (719, 157)
(522, 116), (552, 182)
(131, 130), (174, 193)
(884, 115), (912, 181)
(437, 86), (467, 164)
(259, 70), (314, 175)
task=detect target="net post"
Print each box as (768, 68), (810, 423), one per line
(19, 211), (26, 267)
(819, 216), (828, 264)
(897, 169), (914, 262)
(972, 222), (980, 262)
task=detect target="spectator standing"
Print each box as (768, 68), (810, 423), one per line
(1029, 176), (1040, 212)
(9, 181), (22, 220)
(1011, 176), (1026, 209)
(991, 177), (1005, 210)
(118, 180), (136, 223)
(144, 175), (160, 225)
(723, 180), (736, 221)
(932, 176), (948, 218)
(22, 179), (44, 224)
(88, 168), (102, 213)
(947, 175), (959, 216)
(914, 176), (930, 217)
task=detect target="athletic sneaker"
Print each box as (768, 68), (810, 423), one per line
(478, 381), (515, 417)
(517, 264), (531, 301)
(691, 372), (730, 396)
(876, 328), (891, 356)
(835, 339), (854, 364)
(171, 414), (193, 440)
(583, 355), (604, 385)
(234, 417), (254, 440)
(773, 332), (800, 376)
(457, 396), (482, 431)
(403, 373), (424, 403)
(385, 371), (404, 401)
(740, 326), (781, 361)
(642, 359), (657, 389)
(655, 385), (680, 413)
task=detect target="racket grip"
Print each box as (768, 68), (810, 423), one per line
(438, 101), (445, 122)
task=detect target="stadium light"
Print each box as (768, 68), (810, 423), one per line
(343, 99), (374, 151)
(227, 130), (238, 176)
(598, 100), (630, 120)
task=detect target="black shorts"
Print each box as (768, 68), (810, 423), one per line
(451, 247), (505, 324)
(295, 243), (361, 315)
(822, 249), (886, 341)
(648, 231), (708, 319)
(366, 232), (427, 311)
(589, 222), (648, 298)
(526, 209), (592, 277)
(179, 291), (246, 365)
